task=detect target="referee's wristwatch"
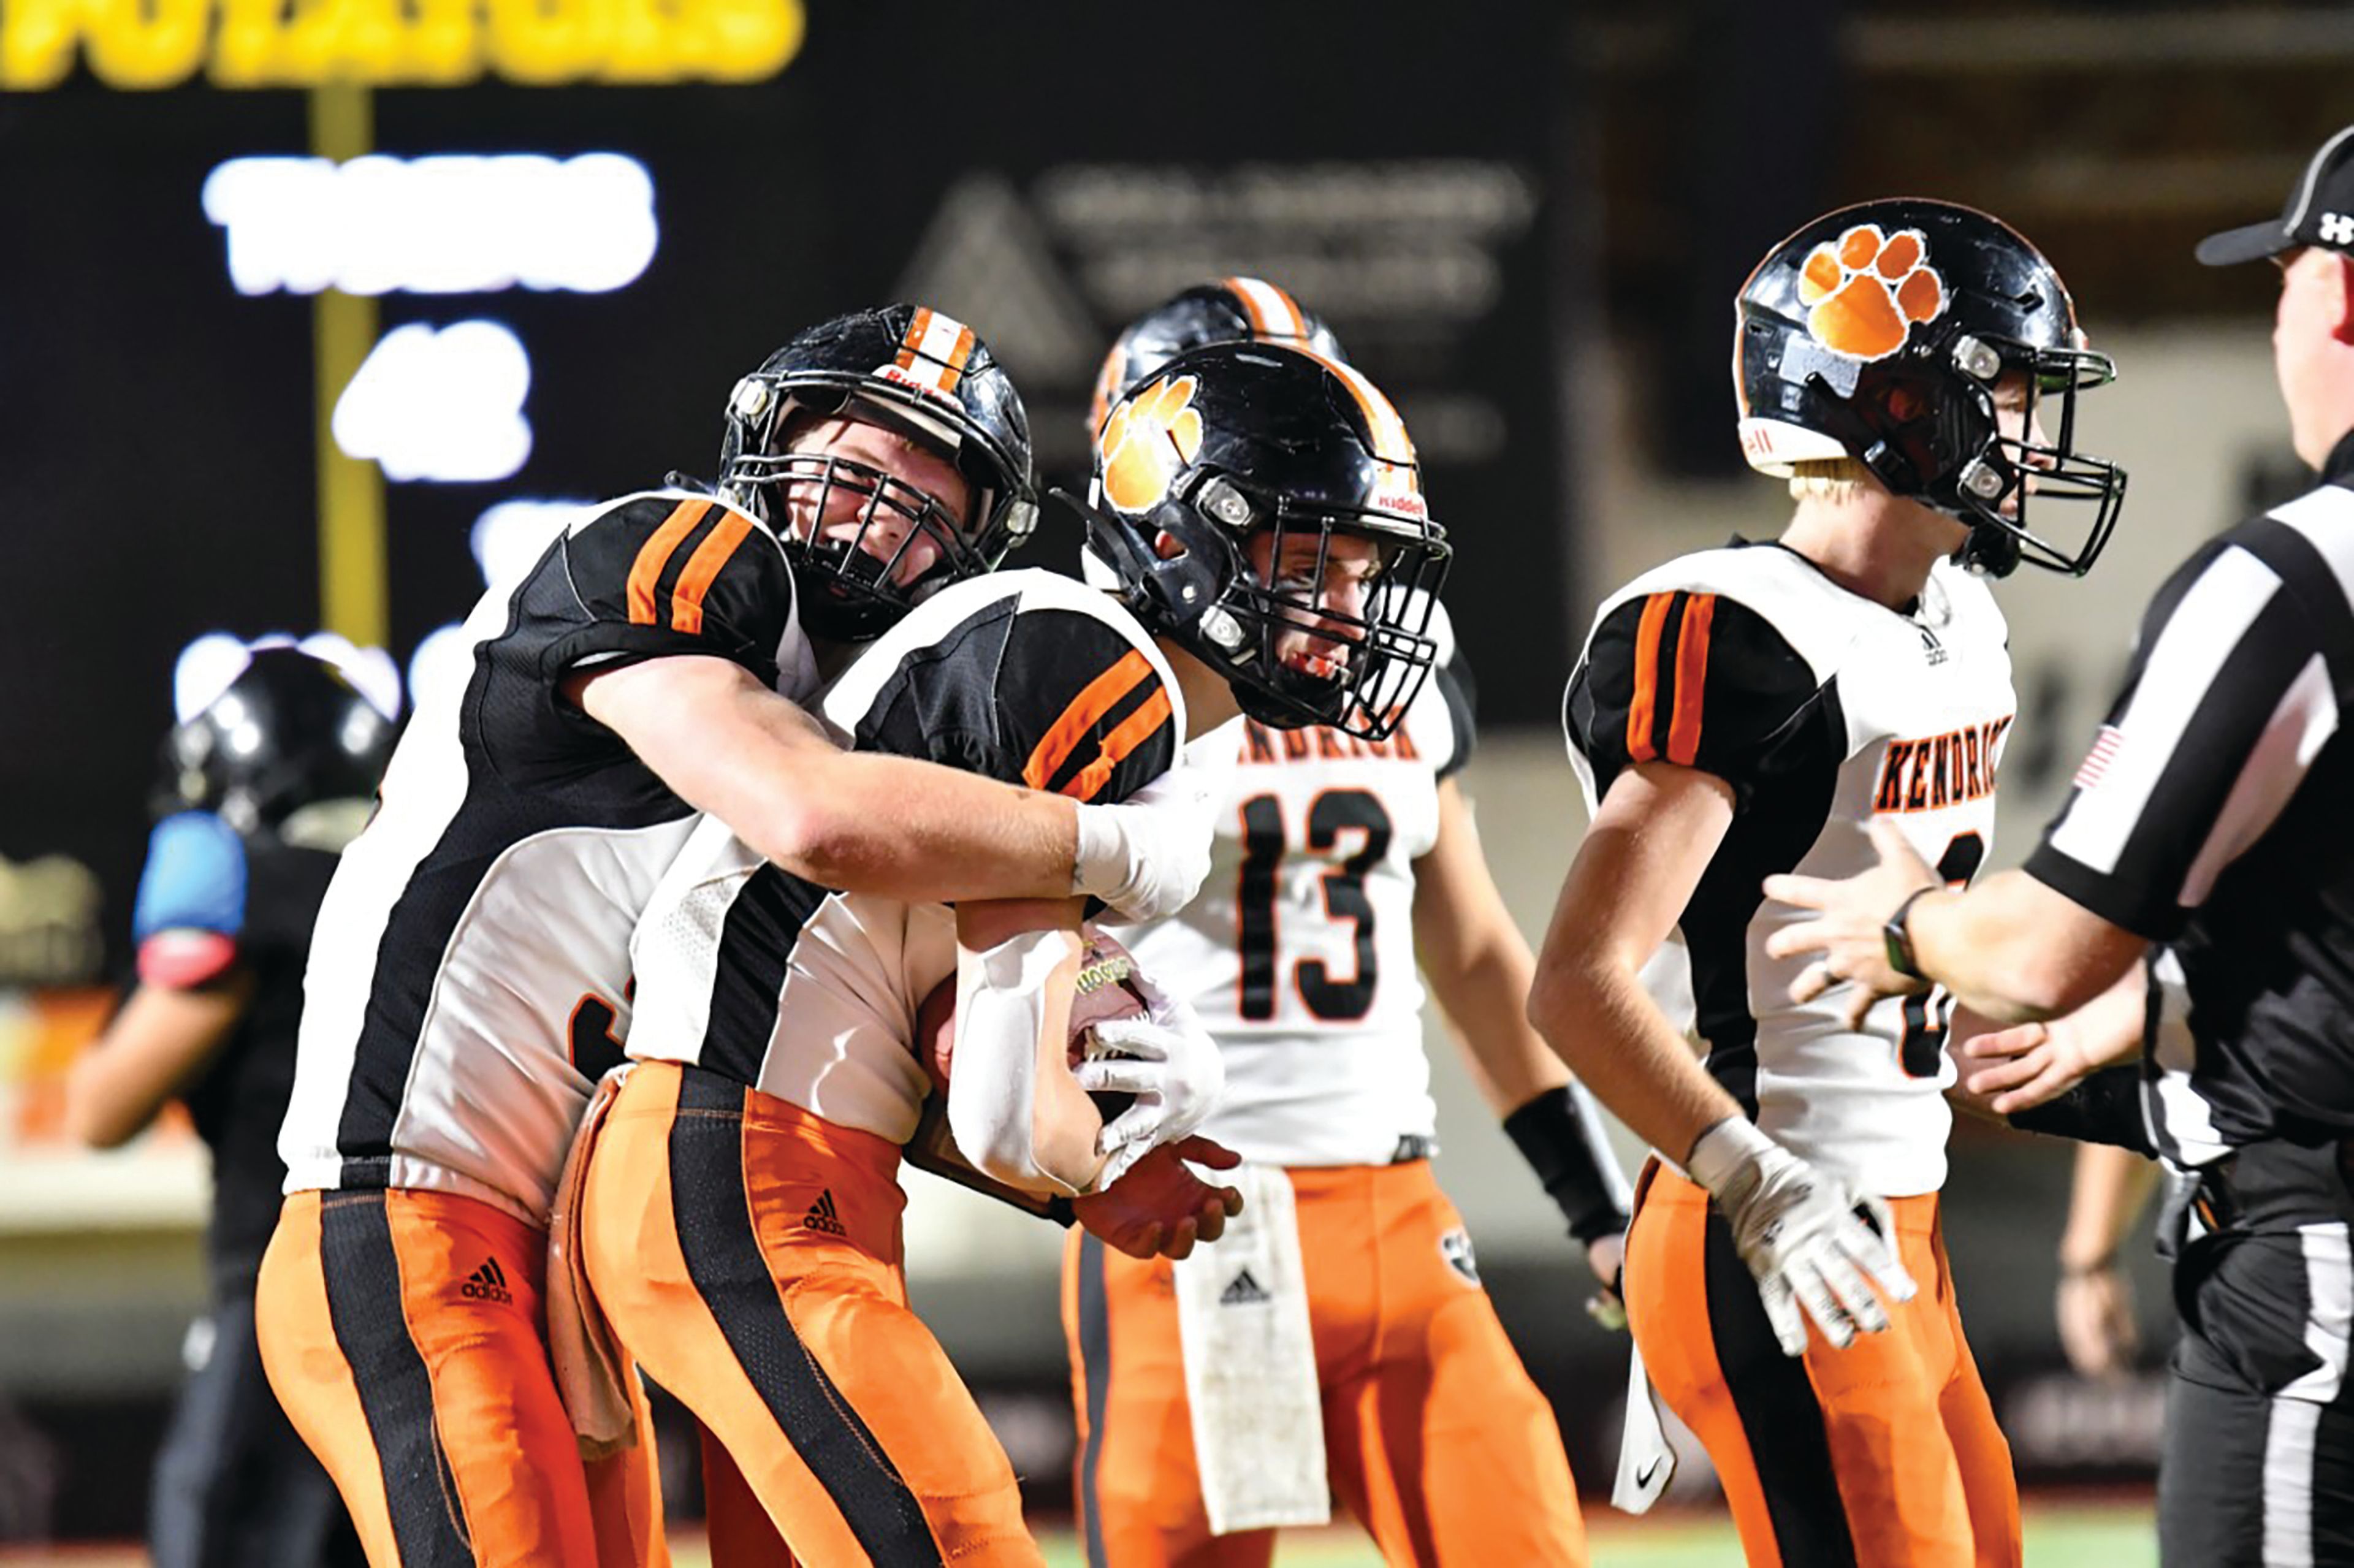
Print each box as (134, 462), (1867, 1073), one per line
(1883, 885), (1938, 981)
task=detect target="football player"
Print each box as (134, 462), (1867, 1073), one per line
(1528, 200), (2127, 1566)
(578, 337), (1454, 1566)
(254, 306), (1219, 1568)
(1059, 280), (1624, 1567)
(67, 645), (388, 1568)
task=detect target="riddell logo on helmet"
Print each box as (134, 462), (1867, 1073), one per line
(1371, 489), (1427, 520)
(1798, 224), (1946, 361)
(870, 362), (958, 405)
(1100, 376), (1204, 514)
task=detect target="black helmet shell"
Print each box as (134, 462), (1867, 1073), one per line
(1734, 199), (2127, 577)
(1080, 341), (1450, 740)
(160, 647), (395, 836)
(718, 304), (1038, 640)
(1088, 277), (1347, 437)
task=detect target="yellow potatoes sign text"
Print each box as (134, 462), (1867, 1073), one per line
(1, 0), (803, 88)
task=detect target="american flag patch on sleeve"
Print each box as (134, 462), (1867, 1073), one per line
(2073, 725), (2124, 790)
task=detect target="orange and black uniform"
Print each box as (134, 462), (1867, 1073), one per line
(261, 492), (807, 1567)
(582, 573), (1182, 1566)
(1570, 547), (2022, 1567)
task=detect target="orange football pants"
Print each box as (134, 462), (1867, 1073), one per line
(1625, 1164), (2020, 1568)
(1061, 1158), (1590, 1567)
(255, 1187), (666, 1568)
(581, 1061), (1041, 1567)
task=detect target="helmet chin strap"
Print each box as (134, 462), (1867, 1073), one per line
(1956, 522), (2022, 578)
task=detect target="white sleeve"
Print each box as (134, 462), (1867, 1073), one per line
(943, 926), (1084, 1195)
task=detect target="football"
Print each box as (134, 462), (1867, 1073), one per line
(913, 930), (1151, 1120)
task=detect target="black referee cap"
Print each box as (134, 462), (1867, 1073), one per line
(2199, 126), (2354, 266)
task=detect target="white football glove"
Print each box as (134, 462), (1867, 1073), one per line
(1685, 1117), (1917, 1357)
(1074, 968), (1226, 1187)
(1072, 793), (1214, 925)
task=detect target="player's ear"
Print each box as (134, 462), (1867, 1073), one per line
(2333, 254), (2354, 346)
(1153, 530), (1188, 561)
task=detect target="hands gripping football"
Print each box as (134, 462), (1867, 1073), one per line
(1685, 1117), (1918, 1357)
(921, 929), (1243, 1259)
(1067, 946), (1227, 1184)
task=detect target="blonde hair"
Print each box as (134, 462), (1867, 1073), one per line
(1785, 457), (1873, 502)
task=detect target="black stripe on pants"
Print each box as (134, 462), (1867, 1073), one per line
(318, 1193), (474, 1567)
(1076, 1234), (1113, 1568)
(666, 1067), (943, 1566)
(1701, 1206), (1859, 1567)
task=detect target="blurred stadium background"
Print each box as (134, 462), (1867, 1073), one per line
(0, 0), (2341, 1558)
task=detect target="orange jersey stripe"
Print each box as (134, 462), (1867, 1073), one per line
(668, 508), (755, 636)
(1625, 592), (1674, 763)
(1666, 593), (1716, 766)
(1024, 651), (1155, 793)
(1059, 688), (1175, 802)
(627, 499), (714, 626)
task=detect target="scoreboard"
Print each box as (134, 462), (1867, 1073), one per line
(0, 0), (1581, 983)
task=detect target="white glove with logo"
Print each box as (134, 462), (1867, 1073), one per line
(1074, 968), (1227, 1188)
(1073, 793), (1214, 924)
(1685, 1116), (1917, 1357)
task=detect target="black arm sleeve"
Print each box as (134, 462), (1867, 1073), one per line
(481, 494), (796, 780)
(1566, 590), (1824, 810)
(2006, 1064), (2157, 1155)
(850, 601), (1178, 805)
(549, 495), (796, 683)
(1503, 1084), (1632, 1243)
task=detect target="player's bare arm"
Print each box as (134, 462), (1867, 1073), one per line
(1528, 760), (1743, 1163)
(1536, 759), (1918, 1355)
(1763, 818), (2146, 1024)
(571, 653), (1204, 918)
(1416, 777), (1628, 1292)
(64, 980), (251, 1149)
(1417, 780), (1569, 1114)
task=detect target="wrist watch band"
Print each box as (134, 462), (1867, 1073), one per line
(1883, 885), (1938, 980)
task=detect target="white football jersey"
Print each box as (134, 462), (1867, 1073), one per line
(1566, 544), (2014, 1197)
(280, 492), (817, 1227)
(1121, 612), (1474, 1166)
(623, 571), (1188, 1143)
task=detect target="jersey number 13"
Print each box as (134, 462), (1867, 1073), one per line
(1236, 788), (1392, 1024)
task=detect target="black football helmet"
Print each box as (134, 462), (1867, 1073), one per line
(1087, 277), (1348, 436)
(717, 305), (1038, 641)
(158, 647), (396, 837)
(1075, 341), (1450, 740)
(1734, 199), (2127, 577)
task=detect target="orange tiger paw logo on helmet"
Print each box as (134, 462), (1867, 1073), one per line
(1100, 375), (1203, 515)
(1797, 224), (1946, 361)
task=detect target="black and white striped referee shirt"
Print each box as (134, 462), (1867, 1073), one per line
(2024, 430), (2354, 1161)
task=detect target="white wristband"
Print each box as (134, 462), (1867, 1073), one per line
(1684, 1116), (1778, 1197)
(1071, 802), (1127, 900)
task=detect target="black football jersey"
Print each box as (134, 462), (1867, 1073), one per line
(281, 492), (811, 1225)
(622, 569), (1185, 1140)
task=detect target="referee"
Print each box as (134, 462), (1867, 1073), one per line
(1762, 124), (2354, 1566)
